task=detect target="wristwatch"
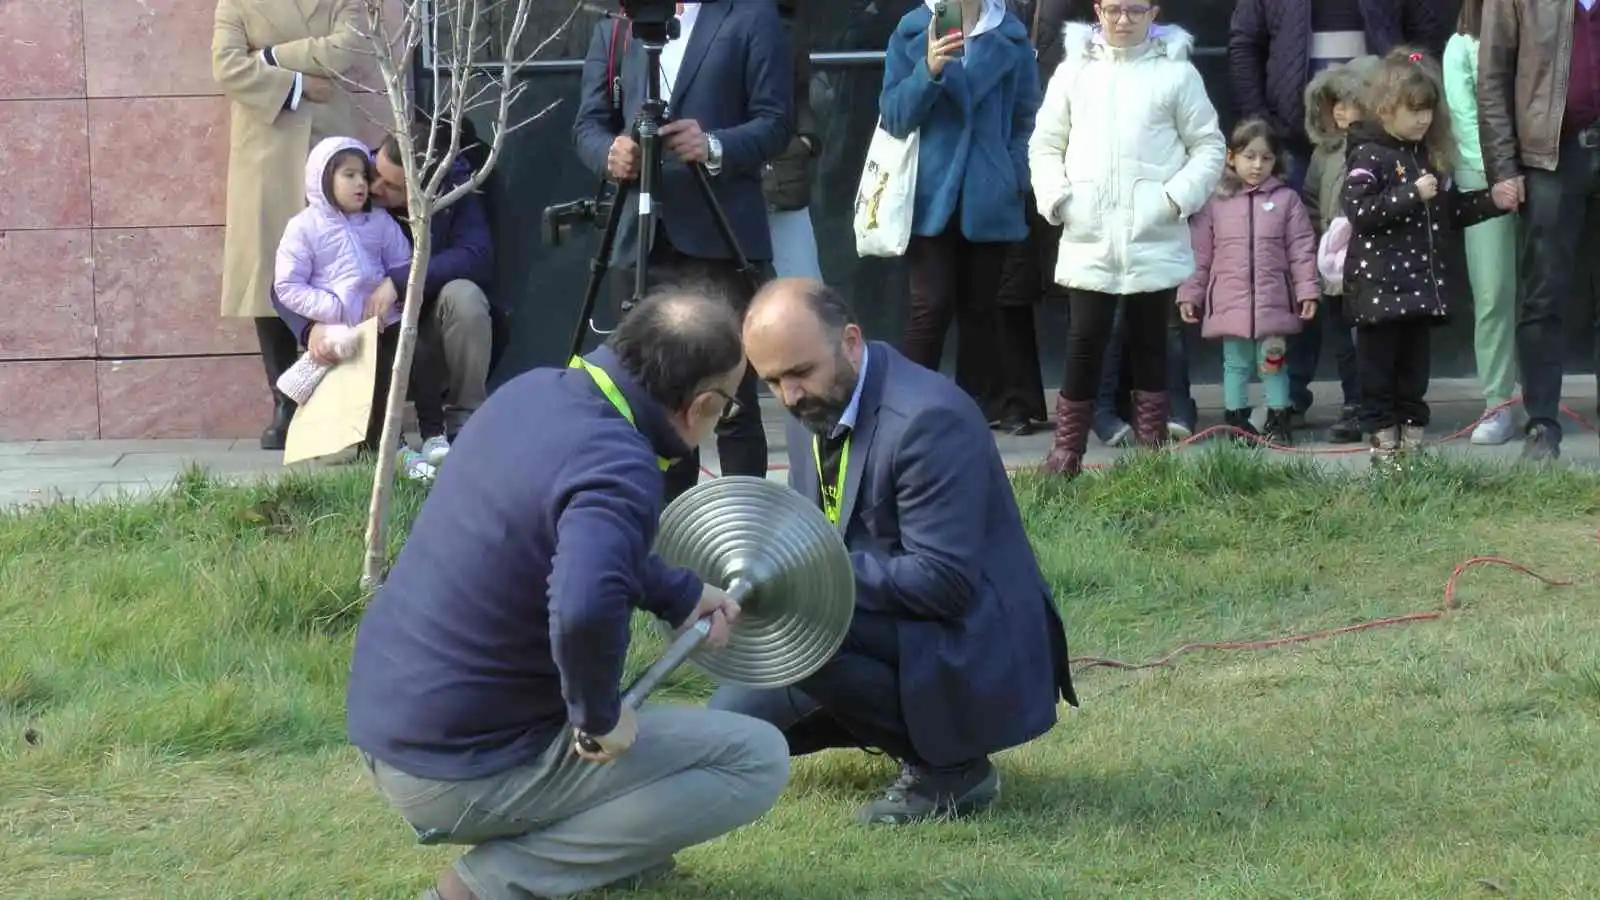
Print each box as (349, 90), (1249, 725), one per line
(706, 133), (724, 172)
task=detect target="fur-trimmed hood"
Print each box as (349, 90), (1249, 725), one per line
(1062, 21), (1195, 62)
(1303, 56), (1382, 149)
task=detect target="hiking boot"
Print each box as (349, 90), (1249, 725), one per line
(1520, 421), (1561, 462)
(1131, 390), (1172, 448)
(858, 760), (1000, 825)
(1326, 404), (1363, 443)
(1262, 408), (1294, 447)
(1043, 395), (1094, 477)
(1222, 408), (1259, 444)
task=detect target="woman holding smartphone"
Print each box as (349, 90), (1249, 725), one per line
(878, 0), (1042, 424)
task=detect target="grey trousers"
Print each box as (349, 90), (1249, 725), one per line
(364, 706), (791, 899)
(426, 279), (493, 434)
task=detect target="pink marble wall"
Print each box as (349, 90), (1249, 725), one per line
(0, 0), (403, 440)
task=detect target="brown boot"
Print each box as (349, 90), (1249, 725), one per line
(1131, 390), (1172, 448)
(1043, 395), (1094, 477)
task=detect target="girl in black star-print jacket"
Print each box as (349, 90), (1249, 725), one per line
(1339, 47), (1508, 463)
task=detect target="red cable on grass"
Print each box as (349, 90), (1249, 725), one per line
(695, 401), (1595, 674)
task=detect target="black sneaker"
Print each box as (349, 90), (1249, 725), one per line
(857, 760), (1000, 825)
(1326, 404), (1363, 443)
(1521, 422), (1561, 462)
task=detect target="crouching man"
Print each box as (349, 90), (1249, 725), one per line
(713, 278), (1078, 825)
(345, 289), (790, 899)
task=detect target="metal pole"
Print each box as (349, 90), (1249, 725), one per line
(576, 577), (754, 752)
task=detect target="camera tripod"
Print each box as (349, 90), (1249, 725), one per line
(567, 17), (763, 360)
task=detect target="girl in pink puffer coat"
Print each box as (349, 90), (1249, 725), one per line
(1178, 119), (1319, 446)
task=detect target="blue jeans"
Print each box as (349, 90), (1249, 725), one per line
(768, 207), (823, 279)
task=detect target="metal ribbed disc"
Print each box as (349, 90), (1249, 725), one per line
(653, 476), (855, 687)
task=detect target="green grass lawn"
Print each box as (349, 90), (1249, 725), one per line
(3, 451), (1599, 899)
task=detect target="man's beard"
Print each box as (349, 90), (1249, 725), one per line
(790, 354), (859, 435)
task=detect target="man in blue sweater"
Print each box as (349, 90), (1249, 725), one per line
(345, 290), (790, 900)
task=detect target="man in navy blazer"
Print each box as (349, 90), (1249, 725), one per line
(712, 277), (1078, 825)
(572, 2), (793, 502)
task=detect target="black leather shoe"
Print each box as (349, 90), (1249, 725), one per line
(259, 392), (296, 451)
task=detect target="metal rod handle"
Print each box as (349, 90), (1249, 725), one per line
(577, 578), (753, 753)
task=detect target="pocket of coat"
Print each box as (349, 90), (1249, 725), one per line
(1060, 181), (1101, 241)
(1129, 179), (1173, 239)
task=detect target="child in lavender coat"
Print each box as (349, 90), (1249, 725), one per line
(1178, 119), (1320, 446)
(274, 136), (449, 468)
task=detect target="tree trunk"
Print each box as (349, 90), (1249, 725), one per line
(361, 223), (434, 590)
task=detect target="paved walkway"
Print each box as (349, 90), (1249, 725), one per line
(1, 377), (1595, 509)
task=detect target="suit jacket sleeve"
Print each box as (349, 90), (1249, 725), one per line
(852, 407), (987, 621)
(266, 0), (366, 76)
(572, 21), (621, 181)
(1477, 0), (1522, 183)
(211, 0), (297, 123)
(715, 4), (794, 176)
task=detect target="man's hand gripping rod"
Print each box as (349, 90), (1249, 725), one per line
(576, 577), (754, 754)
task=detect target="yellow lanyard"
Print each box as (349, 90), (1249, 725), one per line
(812, 433), (850, 525)
(570, 356), (671, 471)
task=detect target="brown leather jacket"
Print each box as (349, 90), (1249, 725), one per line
(1477, 0), (1574, 181)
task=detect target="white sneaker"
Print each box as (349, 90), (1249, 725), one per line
(1167, 421), (1193, 441)
(1470, 408), (1515, 445)
(420, 435), (451, 466)
(397, 448), (437, 482)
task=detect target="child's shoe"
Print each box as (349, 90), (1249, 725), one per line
(420, 434), (451, 467)
(1222, 408), (1259, 444)
(1399, 423), (1426, 453)
(1370, 426), (1400, 471)
(1262, 408), (1294, 446)
(397, 447), (437, 482)
(1326, 404), (1363, 443)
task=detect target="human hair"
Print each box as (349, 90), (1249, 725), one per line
(797, 281), (858, 340)
(1456, 0), (1483, 37)
(1365, 46), (1457, 172)
(321, 148), (373, 212)
(378, 133), (404, 167)
(606, 285), (744, 413)
(1220, 117), (1287, 190)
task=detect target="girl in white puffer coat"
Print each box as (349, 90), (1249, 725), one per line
(1027, 16), (1225, 476)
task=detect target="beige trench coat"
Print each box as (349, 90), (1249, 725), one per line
(212, 0), (365, 319)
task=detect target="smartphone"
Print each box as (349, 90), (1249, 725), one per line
(932, 1), (964, 55)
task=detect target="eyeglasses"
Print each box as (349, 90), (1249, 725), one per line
(1096, 4), (1152, 20)
(710, 389), (741, 423)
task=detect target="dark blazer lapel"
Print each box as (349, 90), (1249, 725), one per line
(787, 418), (820, 507)
(667, 2), (730, 110)
(836, 343), (887, 532)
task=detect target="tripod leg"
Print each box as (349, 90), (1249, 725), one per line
(567, 179), (634, 361)
(634, 120), (665, 310)
(688, 163), (763, 294)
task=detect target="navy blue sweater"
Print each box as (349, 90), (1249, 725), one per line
(345, 347), (703, 780)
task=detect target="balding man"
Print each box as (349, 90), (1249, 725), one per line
(346, 290), (789, 900)
(711, 278), (1078, 825)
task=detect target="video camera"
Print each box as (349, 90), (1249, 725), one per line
(542, 190), (616, 248)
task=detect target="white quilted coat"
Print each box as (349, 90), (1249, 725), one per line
(1027, 23), (1226, 295)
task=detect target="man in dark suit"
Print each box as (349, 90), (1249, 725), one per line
(712, 277), (1078, 825)
(572, 3), (793, 502)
